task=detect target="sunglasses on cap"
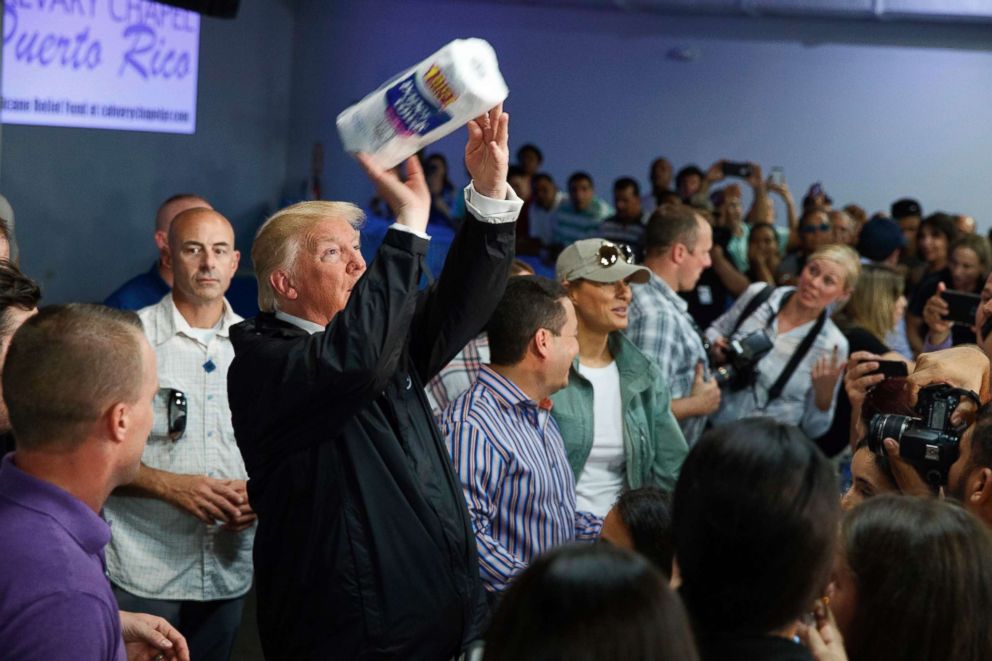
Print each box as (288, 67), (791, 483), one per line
(800, 223), (831, 234)
(596, 241), (635, 267)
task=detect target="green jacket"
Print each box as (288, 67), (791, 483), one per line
(550, 332), (688, 492)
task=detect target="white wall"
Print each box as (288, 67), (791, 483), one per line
(286, 0), (992, 229)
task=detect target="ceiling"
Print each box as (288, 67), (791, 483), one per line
(458, 0), (992, 24)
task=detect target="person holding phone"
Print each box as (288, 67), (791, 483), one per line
(916, 234), (991, 352)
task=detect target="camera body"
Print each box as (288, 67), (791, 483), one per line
(714, 330), (774, 391)
(867, 384), (968, 486)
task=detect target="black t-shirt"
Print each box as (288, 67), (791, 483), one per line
(909, 268), (981, 347)
(815, 325), (889, 457)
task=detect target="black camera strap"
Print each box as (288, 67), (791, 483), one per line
(766, 291), (828, 404)
(730, 285), (774, 335)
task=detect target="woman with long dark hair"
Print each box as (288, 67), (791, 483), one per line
(832, 495), (992, 661)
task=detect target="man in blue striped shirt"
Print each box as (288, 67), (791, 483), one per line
(442, 277), (602, 594)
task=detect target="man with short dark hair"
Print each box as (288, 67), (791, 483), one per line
(105, 209), (254, 661)
(599, 177), (647, 259)
(516, 143), (543, 177)
(551, 171), (613, 249)
(675, 165), (704, 203)
(674, 419), (840, 660)
(105, 194), (212, 310)
(442, 276), (601, 594)
(628, 206), (718, 446)
(0, 304), (189, 661)
(892, 197), (922, 256)
(645, 156), (673, 212)
(0, 262), (41, 455)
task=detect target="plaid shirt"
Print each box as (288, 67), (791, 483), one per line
(442, 366), (602, 593)
(626, 271), (710, 445)
(105, 294), (254, 600)
(425, 333), (490, 420)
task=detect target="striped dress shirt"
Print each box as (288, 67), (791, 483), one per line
(442, 366), (602, 593)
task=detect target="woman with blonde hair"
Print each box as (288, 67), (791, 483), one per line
(706, 244), (860, 438)
(819, 264), (912, 455)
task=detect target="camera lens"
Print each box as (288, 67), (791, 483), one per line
(867, 414), (910, 454)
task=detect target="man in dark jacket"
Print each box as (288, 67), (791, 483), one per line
(227, 104), (519, 660)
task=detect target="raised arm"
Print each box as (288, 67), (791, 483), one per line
(409, 104), (520, 382)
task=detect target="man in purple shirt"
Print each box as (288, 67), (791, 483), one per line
(0, 304), (189, 661)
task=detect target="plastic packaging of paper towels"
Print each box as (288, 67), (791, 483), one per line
(336, 38), (509, 169)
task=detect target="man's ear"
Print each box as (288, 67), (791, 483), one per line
(533, 327), (553, 360)
(106, 401), (130, 446)
(269, 270), (297, 300)
(671, 243), (687, 265)
(231, 250), (242, 274)
(154, 229), (169, 254)
(968, 467), (992, 508)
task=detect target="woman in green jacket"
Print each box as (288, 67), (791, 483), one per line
(551, 239), (688, 517)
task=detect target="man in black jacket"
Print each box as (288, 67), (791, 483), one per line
(227, 104), (519, 660)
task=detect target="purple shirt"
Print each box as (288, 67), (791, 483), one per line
(0, 455), (125, 661)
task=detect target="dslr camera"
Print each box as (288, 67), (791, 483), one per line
(867, 383), (977, 487)
(713, 330), (774, 391)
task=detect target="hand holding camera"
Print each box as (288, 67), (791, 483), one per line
(712, 330), (775, 391)
(868, 383), (977, 489)
(844, 351), (887, 411)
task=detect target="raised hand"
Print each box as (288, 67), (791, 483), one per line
(922, 282), (952, 345)
(797, 601), (848, 661)
(705, 160), (725, 184)
(356, 153), (430, 233)
(465, 102), (509, 199)
(745, 162), (764, 190)
(908, 345), (991, 418)
(812, 346), (844, 411)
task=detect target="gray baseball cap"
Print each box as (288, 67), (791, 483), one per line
(555, 238), (650, 284)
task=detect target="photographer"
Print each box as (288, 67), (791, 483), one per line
(705, 245), (859, 438)
(916, 234), (990, 352)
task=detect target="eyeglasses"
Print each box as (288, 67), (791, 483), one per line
(800, 223), (831, 234)
(596, 241), (635, 267)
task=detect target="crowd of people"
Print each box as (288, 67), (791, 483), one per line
(1, 101), (991, 661)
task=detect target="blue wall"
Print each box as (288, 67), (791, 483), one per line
(286, 0), (992, 233)
(4, 0), (992, 303)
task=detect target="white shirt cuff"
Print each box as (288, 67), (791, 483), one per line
(464, 182), (523, 224)
(389, 223), (431, 241)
